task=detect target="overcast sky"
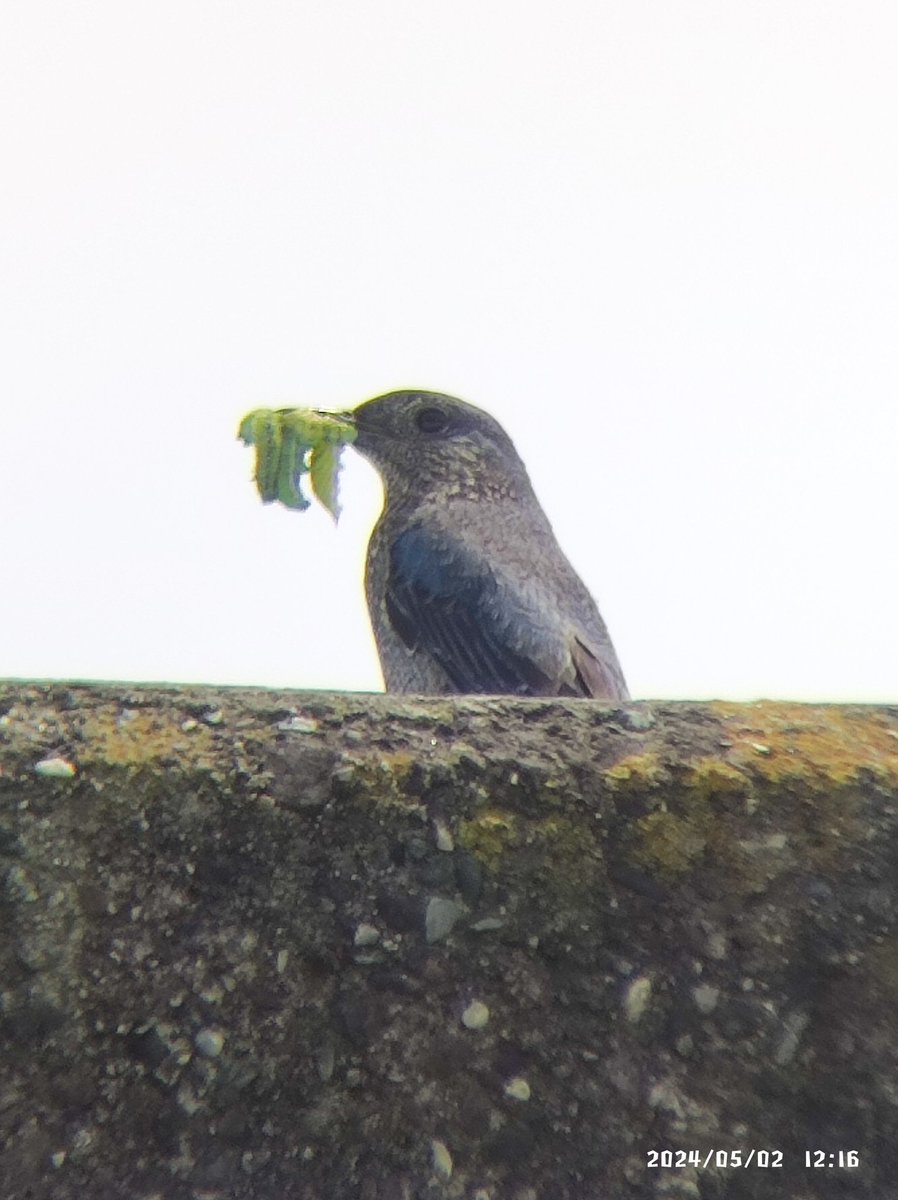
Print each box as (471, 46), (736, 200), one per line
(2, 1), (895, 702)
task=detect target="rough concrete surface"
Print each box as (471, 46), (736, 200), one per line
(1, 682), (898, 1200)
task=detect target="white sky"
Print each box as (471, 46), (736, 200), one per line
(1, 1), (896, 702)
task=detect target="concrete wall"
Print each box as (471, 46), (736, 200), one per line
(2, 683), (897, 1199)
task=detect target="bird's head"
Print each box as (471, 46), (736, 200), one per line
(350, 390), (530, 505)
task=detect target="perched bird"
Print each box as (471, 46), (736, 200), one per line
(351, 390), (629, 700)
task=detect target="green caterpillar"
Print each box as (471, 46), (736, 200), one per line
(238, 407), (356, 519)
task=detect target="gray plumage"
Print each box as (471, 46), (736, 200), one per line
(351, 390), (629, 700)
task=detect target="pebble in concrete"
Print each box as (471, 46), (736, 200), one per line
(194, 1029), (225, 1058)
(431, 1138), (453, 1180)
(34, 756), (76, 778)
(503, 1077), (531, 1101)
(461, 1000), (490, 1030)
(354, 923), (381, 947)
(425, 897), (465, 944)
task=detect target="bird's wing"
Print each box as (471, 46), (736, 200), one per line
(385, 523), (559, 695)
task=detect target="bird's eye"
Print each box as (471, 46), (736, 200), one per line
(416, 407), (450, 435)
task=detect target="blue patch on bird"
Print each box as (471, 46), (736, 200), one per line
(390, 526), (474, 598)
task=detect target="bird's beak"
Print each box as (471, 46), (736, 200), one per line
(344, 402), (378, 449)
(313, 408), (355, 424)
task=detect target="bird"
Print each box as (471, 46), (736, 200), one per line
(350, 390), (629, 700)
